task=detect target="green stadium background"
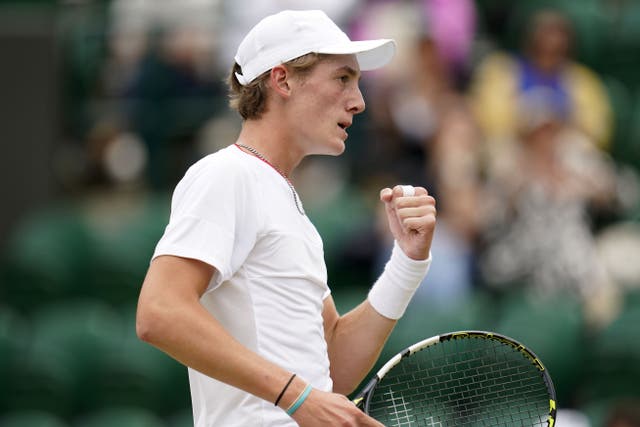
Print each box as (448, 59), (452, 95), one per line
(1, 1), (639, 426)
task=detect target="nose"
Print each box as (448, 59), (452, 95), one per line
(348, 86), (366, 115)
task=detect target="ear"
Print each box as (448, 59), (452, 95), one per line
(269, 65), (291, 98)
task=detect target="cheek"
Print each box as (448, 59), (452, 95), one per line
(293, 84), (343, 126)
(303, 95), (336, 122)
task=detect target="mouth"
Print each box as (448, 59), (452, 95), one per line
(338, 121), (351, 131)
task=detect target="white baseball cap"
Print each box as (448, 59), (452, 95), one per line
(234, 9), (396, 85)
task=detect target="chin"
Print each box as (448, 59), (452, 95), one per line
(327, 140), (346, 156)
(311, 139), (346, 156)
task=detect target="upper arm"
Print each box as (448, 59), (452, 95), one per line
(140, 255), (215, 305)
(136, 255), (215, 343)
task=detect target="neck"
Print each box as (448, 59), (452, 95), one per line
(237, 119), (304, 177)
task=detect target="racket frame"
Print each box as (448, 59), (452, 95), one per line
(353, 330), (557, 426)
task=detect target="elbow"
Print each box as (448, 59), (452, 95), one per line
(135, 315), (152, 344)
(136, 301), (163, 345)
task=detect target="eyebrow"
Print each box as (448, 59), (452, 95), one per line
(335, 65), (361, 79)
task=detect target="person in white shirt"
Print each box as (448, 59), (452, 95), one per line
(136, 9), (436, 426)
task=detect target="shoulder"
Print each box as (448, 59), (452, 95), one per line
(171, 144), (260, 207)
(475, 51), (518, 77)
(470, 51), (519, 95)
(186, 145), (253, 179)
(177, 145), (259, 191)
(563, 61), (606, 89)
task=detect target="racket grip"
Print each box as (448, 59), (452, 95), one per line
(352, 376), (378, 411)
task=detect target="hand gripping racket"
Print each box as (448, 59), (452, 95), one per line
(353, 331), (557, 426)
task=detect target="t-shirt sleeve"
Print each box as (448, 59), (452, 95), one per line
(152, 155), (259, 287)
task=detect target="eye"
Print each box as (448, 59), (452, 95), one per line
(339, 75), (350, 84)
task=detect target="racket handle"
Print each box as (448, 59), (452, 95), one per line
(352, 376), (378, 410)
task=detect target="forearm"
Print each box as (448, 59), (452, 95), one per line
(326, 300), (396, 395)
(325, 238), (432, 394)
(138, 298), (287, 401)
(136, 258), (307, 410)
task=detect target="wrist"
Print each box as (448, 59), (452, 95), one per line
(274, 373), (296, 407)
(368, 240), (432, 319)
(397, 241), (431, 261)
(286, 383), (313, 416)
(277, 376), (310, 411)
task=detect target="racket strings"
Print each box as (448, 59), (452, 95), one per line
(369, 338), (551, 426)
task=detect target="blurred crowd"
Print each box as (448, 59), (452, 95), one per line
(2, 0), (640, 426)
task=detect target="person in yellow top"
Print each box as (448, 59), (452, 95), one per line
(470, 8), (613, 154)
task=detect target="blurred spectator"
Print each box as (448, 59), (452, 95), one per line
(106, 0), (226, 189)
(476, 78), (620, 326)
(470, 8), (614, 162)
(348, 0), (477, 186)
(345, 0), (482, 307)
(108, 0), (222, 87)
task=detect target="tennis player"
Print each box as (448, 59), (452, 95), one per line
(136, 9), (436, 426)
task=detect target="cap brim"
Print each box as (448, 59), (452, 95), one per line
(317, 39), (396, 71)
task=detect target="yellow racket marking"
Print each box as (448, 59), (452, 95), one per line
(549, 399), (557, 427)
(448, 331), (546, 371)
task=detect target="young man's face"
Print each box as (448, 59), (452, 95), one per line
(286, 54), (366, 156)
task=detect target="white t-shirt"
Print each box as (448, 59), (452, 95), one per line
(153, 144), (333, 426)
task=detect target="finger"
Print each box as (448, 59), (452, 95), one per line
(379, 187), (393, 202)
(395, 195), (437, 210)
(402, 214), (437, 231)
(391, 185), (405, 199)
(396, 204), (436, 219)
(412, 186), (429, 196)
(396, 185), (429, 198)
(397, 209), (437, 232)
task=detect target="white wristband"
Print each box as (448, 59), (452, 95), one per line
(368, 241), (432, 320)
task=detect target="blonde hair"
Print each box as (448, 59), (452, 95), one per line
(227, 52), (329, 120)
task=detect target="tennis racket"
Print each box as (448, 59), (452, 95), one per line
(353, 330), (556, 426)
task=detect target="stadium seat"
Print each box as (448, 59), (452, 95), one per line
(0, 410), (70, 427)
(394, 290), (497, 348)
(2, 341), (75, 418)
(331, 287), (368, 315)
(86, 194), (168, 304)
(87, 304), (189, 415)
(29, 299), (124, 413)
(73, 407), (167, 427)
(1, 207), (93, 311)
(0, 306), (29, 413)
(493, 291), (584, 406)
(166, 409), (193, 427)
(580, 295), (640, 402)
